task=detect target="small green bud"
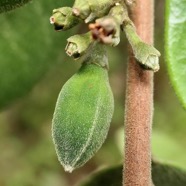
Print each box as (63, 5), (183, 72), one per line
(72, 0), (91, 21)
(133, 41), (160, 72)
(50, 7), (80, 31)
(72, 0), (114, 23)
(65, 32), (93, 60)
(123, 23), (161, 72)
(109, 3), (125, 24)
(85, 0), (114, 23)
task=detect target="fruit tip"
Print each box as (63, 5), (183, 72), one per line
(64, 165), (74, 173)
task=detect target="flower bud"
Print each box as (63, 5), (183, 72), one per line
(50, 7), (80, 31)
(124, 24), (161, 72)
(131, 40), (160, 72)
(72, 0), (114, 23)
(65, 32), (93, 59)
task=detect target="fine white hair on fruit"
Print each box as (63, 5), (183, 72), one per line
(52, 63), (114, 172)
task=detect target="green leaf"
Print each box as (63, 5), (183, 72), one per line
(152, 161), (186, 186)
(165, 0), (186, 108)
(0, 0), (31, 13)
(79, 161), (186, 186)
(80, 164), (122, 186)
(0, 0), (73, 109)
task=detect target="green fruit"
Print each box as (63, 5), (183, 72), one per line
(52, 61), (114, 172)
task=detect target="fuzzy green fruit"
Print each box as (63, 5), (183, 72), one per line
(52, 61), (114, 172)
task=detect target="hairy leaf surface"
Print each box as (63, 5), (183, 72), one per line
(165, 0), (186, 108)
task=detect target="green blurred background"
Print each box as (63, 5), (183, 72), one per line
(0, 0), (186, 186)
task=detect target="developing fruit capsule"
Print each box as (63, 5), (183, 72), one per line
(52, 45), (114, 172)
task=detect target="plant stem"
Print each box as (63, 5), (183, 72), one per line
(123, 0), (154, 186)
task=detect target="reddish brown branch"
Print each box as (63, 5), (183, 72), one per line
(123, 0), (154, 186)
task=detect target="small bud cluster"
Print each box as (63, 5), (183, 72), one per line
(50, 0), (160, 71)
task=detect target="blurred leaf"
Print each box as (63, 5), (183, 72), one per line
(165, 0), (186, 109)
(79, 164), (122, 186)
(152, 160), (186, 186)
(0, 0), (31, 13)
(152, 131), (186, 168)
(116, 127), (186, 170)
(79, 160), (186, 186)
(0, 0), (74, 110)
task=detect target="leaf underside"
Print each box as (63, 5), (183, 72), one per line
(79, 160), (186, 186)
(0, 0), (32, 13)
(165, 0), (186, 109)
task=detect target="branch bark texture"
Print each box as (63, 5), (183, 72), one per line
(124, 0), (154, 186)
